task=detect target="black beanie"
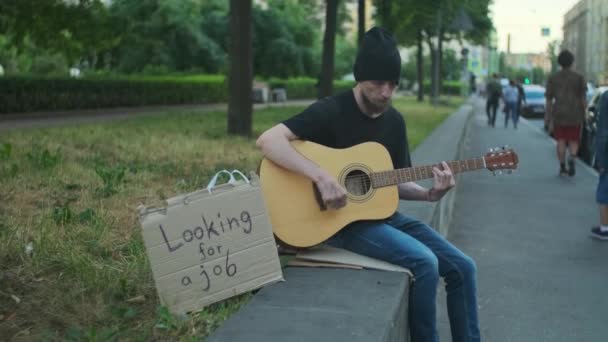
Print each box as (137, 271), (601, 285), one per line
(353, 27), (401, 83)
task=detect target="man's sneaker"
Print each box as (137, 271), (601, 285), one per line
(568, 160), (576, 176)
(590, 226), (608, 240)
(559, 165), (568, 176)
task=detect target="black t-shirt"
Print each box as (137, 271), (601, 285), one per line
(282, 90), (411, 169)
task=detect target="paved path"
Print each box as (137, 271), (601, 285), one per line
(439, 97), (608, 341)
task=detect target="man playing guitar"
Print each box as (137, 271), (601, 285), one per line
(256, 27), (480, 342)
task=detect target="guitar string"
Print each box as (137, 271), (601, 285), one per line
(333, 157), (513, 193)
(339, 156), (512, 184)
(342, 159), (502, 194)
(342, 160), (487, 184)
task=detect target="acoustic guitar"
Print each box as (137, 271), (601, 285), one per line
(259, 141), (518, 248)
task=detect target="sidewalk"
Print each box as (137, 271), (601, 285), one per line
(438, 97), (608, 341)
(0, 99), (316, 132)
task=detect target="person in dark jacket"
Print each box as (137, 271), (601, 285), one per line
(485, 73), (502, 127)
(516, 78), (527, 117)
(591, 91), (608, 240)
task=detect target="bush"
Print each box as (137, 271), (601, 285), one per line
(423, 81), (463, 96)
(267, 77), (355, 99)
(0, 75), (356, 113)
(0, 75), (227, 113)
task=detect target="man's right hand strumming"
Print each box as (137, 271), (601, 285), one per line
(313, 171), (348, 210)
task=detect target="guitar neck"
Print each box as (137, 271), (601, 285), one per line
(371, 158), (485, 188)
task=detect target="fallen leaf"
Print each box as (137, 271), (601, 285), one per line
(32, 277), (45, 282)
(126, 295), (146, 303)
(11, 294), (20, 304)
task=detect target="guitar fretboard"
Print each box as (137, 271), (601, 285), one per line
(371, 158), (485, 188)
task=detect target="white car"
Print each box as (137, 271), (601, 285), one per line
(521, 85), (546, 118)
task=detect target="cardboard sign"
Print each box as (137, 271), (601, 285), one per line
(138, 172), (284, 315)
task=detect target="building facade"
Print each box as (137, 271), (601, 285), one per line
(505, 53), (552, 73)
(563, 0), (608, 85)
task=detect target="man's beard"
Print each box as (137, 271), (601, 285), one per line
(361, 91), (390, 115)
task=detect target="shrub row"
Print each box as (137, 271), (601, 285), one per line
(267, 77), (355, 99)
(0, 76), (227, 113)
(422, 80), (464, 96)
(0, 75), (357, 113)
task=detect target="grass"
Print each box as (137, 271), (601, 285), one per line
(0, 95), (463, 341)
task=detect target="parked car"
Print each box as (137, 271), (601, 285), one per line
(587, 82), (596, 102)
(580, 86), (608, 168)
(521, 85), (546, 118)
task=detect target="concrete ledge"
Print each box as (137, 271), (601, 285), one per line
(208, 99), (474, 341)
(208, 268), (410, 342)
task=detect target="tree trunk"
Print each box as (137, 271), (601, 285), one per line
(431, 9), (441, 105)
(375, 0), (393, 32)
(438, 29), (444, 98)
(426, 37), (437, 100)
(318, 0), (338, 99)
(358, 0), (365, 48)
(227, 0), (253, 136)
(416, 29), (424, 102)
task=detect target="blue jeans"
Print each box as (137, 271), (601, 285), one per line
(327, 212), (480, 342)
(504, 101), (519, 128)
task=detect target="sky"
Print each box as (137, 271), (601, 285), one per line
(491, 0), (580, 54)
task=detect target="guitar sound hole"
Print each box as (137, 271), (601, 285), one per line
(344, 170), (371, 196)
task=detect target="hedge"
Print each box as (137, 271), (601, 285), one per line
(267, 77), (355, 99)
(422, 81), (464, 96)
(0, 75), (356, 114)
(0, 75), (228, 113)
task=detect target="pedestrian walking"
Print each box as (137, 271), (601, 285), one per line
(485, 73), (502, 127)
(516, 78), (527, 117)
(591, 91), (608, 240)
(545, 50), (587, 176)
(503, 79), (520, 129)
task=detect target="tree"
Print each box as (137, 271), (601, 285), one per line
(374, 0), (438, 101)
(375, 0), (492, 101)
(108, 0), (226, 73)
(546, 39), (561, 74)
(358, 0), (366, 48)
(318, 0), (339, 98)
(531, 67), (546, 85)
(0, 0), (119, 67)
(416, 30), (424, 101)
(227, 0), (253, 136)
(334, 35), (358, 78)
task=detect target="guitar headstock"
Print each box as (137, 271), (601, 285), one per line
(484, 146), (519, 175)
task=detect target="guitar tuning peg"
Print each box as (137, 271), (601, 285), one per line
(502, 145), (509, 150)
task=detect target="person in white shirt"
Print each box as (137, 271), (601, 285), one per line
(503, 79), (520, 129)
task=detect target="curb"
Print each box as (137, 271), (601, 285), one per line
(399, 99), (475, 236)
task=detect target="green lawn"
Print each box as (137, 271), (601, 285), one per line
(0, 95), (462, 341)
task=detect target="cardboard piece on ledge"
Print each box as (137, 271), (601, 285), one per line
(287, 259), (363, 270)
(292, 245), (413, 277)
